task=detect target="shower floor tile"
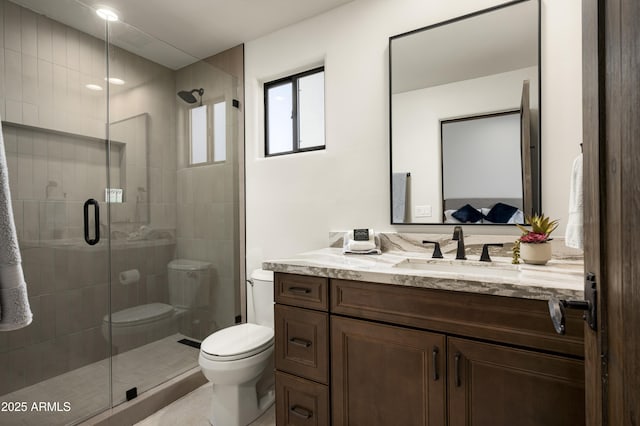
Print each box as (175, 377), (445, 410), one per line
(135, 382), (276, 426)
(0, 333), (199, 426)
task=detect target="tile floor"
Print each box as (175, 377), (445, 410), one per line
(0, 334), (199, 426)
(135, 383), (276, 426)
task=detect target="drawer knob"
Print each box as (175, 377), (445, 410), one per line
(288, 337), (312, 348)
(288, 286), (311, 295)
(290, 405), (313, 419)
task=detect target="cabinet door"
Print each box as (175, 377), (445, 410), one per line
(448, 337), (585, 426)
(331, 316), (446, 426)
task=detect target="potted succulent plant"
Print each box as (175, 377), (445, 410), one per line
(512, 214), (559, 265)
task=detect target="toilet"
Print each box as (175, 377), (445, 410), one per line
(103, 259), (211, 353)
(198, 269), (275, 426)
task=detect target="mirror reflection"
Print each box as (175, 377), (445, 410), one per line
(390, 0), (539, 224)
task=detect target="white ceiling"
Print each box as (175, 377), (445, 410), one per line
(11, 0), (354, 69)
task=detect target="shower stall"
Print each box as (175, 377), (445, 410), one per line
(0, 0), (244, 424)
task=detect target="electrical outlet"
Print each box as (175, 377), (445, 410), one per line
(415, 205), (432, 217)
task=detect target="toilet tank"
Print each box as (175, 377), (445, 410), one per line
(247, 269), (274, 328)
(168, 259), (211, 309)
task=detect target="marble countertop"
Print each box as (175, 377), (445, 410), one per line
(262, 247), (584, 301)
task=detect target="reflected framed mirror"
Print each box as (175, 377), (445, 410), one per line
(389, 0), (540, 225)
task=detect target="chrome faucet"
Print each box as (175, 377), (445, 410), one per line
(452, 226), (466, 260)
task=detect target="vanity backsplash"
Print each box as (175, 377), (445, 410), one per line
(329, 232), (584, 261)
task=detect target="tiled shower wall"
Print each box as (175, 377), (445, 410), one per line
(0, 0), (179, 395)
(0, 0), (106, 137)
(0, 0), (245, 397)
(0, 0), (178, 232)
(3, 124), (118, 241)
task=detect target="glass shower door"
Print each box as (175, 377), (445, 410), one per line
(0, 1), (112, 424)
(1, 0), (244, 422)
(105, 17), (201, 407)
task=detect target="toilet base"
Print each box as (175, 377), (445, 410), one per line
(209, 377), (275, 426)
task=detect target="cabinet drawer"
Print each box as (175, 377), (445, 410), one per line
(275, 304), (329, 384)
(331, 279), (584, 357)
(275, 273), (328, 311)
(276, 371), (329, 426)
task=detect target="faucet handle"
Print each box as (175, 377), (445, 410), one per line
(422, 241), (443, 259)
(452, 226), (463, 240)
(480, 243), (504, 262)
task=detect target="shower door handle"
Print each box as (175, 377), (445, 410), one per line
(84, 199), (100, 246)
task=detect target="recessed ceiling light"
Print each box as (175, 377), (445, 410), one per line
(86, 84), (103, 91)
(105, 77), (125, 85)
(96, 8), (118, 22)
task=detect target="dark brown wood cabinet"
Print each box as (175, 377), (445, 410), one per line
(448, 338), (585, 426)
(275, 274), (330, 426)
(274, 273), (585, 426)
(331, 316), (446, 426)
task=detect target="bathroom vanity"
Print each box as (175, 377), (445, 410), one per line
(264, 247), (585, 426)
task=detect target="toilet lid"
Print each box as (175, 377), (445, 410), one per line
(201, 323), (274, 361)
(105, 303), (174, 327)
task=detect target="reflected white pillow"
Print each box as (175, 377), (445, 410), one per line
(508, 209), (525, 224)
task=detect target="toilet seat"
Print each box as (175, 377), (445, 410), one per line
(201, 323), (274, 361)
(104, 303), (175, 328)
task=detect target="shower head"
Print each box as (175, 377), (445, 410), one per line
(177, 88), (204, 105)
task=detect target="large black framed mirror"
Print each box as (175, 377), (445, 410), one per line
(389, 0), (540, 225)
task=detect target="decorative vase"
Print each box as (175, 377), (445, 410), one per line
(520, 242), (552, 265)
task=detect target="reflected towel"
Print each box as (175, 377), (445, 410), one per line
(0, 119), (32, 330)
(392, 173), (408, 223)
(565, 154), (583, 250)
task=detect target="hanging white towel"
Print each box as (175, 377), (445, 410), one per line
(392, 173), (408, 223)
(0, 119), (33, 331)
(565, 153), (583, 250)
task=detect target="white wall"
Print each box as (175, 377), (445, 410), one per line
(245, 0), (582, 273)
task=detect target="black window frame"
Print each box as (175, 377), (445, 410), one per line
(264, 66), (325, 157)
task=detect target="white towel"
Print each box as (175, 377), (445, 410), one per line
(565, 154), (583, 249)
(392, 173), (408, 223)
(343, 229), (381, 255)
(0, 119), (33, 331)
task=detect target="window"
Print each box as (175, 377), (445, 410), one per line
(190, 105), (208, 164)
(265, 67), (325, 156)
(213, 101), (226, 162)
(188, 100), (226, 166)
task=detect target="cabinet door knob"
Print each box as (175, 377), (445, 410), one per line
(288, 337), (312, 348)
(290, 405), (313, 419)
(432, 346), (439, 381)
(454, 353), (462, 387)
